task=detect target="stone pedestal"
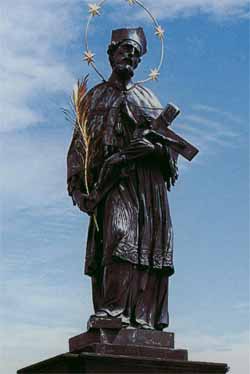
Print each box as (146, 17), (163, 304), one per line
(69, 323), (187, 361)
(17, 352), (229, 373)
(17, 317), (229, 373)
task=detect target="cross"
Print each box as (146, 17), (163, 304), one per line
(146, 103), (199, 162)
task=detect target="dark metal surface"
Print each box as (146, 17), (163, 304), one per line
(110, 27), (147, 56)
(67, 27), (199, 331)
(69, 328), (175, 353)
(17, 352), (229, 373)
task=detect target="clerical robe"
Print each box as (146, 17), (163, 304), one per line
(67, 80), (175, 329)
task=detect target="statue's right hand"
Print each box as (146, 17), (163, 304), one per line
(72, 190), (97, 215)
(105, 152), (126, 167)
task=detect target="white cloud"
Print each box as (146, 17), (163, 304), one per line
(192, 104), (245, 125)
(233, 302), (250, 312)
(1, 0), (248, 132)
(1, 267), (93, 373)
(176, 330), (250, 374)
(0, 102), (244, 213)
(1, 275), (92, 327)
(1, 312), (249, 373)
(0, 132), (68, 209)
(136, 0), (250, 19)
(179, 114), (240, 146)
(173, 103), (245, 168)
(0, 3), (248, 374)
(0, 324), (80, 374)
(0, 0), (82, 132)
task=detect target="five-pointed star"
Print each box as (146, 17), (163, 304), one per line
(149, 68), (160, 81)
(127, 0), (136, 5)
(84, 50), (95, 64)
(88, 3), (101, 16)
(155, 25), (165, 39)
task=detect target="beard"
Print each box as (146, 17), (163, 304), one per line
(113, 63), (134, 80)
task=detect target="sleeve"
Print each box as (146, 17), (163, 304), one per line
(66, 87), (106, 210)
(67, 126), (87, 205)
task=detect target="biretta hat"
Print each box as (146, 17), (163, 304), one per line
(111, 27), (147, 56)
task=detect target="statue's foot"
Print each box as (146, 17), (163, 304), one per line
(120, 314), (130, 327)
(95, 310), (130, 325)
(141, 324), (154, 330)
(93, 311), (129, 326)
(136, 321), (154, 330)
(139, 323), (154, 330)
(94, 310), (108, 318)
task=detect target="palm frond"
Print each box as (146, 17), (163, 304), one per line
(66, 75), (99, 231)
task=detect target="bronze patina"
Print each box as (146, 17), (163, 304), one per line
(67, 27), (198, 330)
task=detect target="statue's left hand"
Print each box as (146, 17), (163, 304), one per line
(121, 137), (155, 161)
(165, 150), (179, 191)
(128, 137), (155, 153)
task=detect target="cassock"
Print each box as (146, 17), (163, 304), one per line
(67, 79), (176, 330)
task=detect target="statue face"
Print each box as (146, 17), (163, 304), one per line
(111, 41), (141, 79)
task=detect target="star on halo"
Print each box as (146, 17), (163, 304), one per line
(155, 25), (165, 39)
(88, 3), (101, 16)
(83, 50), (95, 64)
(127, 0), (136, 5)
(149, 68), (160, 81)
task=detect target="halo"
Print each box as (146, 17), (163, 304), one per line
(83, 0), (165, 86)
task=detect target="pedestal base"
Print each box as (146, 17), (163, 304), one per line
(17, 320), (229, 373)
(17, 352), (229, 373)
(69, 327), (187, 361)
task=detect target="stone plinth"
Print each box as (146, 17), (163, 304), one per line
(69, 327), (187, 361)
(17, 319), (229, 373)
(17, 352), (229, 373)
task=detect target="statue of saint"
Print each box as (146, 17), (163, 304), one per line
(67, 28), (179, 330)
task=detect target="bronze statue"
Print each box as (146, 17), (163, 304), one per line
(67, 27), (198, 331)
(16, 17), (229, 374)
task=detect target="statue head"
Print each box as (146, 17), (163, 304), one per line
(107, 27), (147, 80)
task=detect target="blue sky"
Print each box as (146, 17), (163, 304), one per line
(0, 0), (249, 373)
